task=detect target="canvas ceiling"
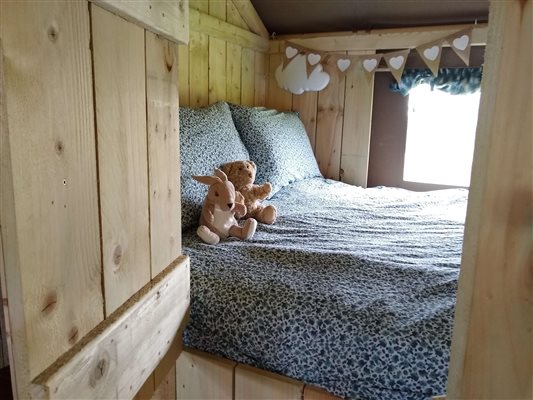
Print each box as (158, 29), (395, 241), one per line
(251, 0), (489, 36)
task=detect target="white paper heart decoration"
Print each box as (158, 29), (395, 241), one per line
(275, 55), (330, 94)
(423, 46), (440, 61)
(389, 56), (405, 70)
(453, 35), (470, 51)
(307, 53), (321, 66)
(362, 58), (378, 72)
(285, 46), (298, 59)
(337, 58), (351, 72)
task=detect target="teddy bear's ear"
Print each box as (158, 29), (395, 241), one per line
(248, 160), (256, 168)
(220, 162), (232, 176)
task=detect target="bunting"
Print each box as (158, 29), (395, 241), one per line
(277, 26), (475, 93)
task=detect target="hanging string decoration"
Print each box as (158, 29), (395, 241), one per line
(276, 27), (475, 94)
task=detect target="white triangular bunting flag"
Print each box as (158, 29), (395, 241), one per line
(306, 52), (322, 78)
(383, 49), (410, 84)
(447, 28), (473, 66)
(416, 39), (444, 76)
(282, 42), (303, 70)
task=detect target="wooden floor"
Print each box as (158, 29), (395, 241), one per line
(0, 367), (12, 400)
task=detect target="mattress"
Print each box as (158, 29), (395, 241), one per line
(182, 177), (468, 400)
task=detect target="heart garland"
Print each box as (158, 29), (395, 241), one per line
(280, 26), (475, 89)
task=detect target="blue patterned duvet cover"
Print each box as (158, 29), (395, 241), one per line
(182, 178), (467, 400)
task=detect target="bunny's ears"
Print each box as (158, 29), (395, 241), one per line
(192, 168), (228, 186)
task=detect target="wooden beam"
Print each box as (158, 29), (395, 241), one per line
(189, 8), (269, 52)
(31, 256), (190, 400)
(447, 0), (532, 398)
(231, 0), (269, 39)
(89, 0), (189, 45)
(272, 24), (488, 52)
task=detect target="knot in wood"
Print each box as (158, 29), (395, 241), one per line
(47, 26), (58, 43)
(55, 140), (64, 155)
(113, 245), (122, 266)
(90, 354), (109, 387)
(68, 326), (79, 345)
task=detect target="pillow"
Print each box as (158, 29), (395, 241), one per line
(180, 101), (250, 230)
(229, 104), (321, 195)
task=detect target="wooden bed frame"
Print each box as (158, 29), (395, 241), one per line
(1, 0), (530, 399)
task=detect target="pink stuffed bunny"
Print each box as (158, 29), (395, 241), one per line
(193, 168), (257, 245)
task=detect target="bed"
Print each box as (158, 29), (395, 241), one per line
(179, 101), (467, 400)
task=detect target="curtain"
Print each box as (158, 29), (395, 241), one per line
(390, 68), (483, 96)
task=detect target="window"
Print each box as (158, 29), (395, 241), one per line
(403, 84), (480, 187)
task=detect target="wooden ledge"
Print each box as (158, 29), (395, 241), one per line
(89, 0), (189, 45)
(31, 256), (190, 399)
(270, 23), (488, 52)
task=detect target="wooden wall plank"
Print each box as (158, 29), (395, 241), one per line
(209, 37), (227, 103)
(32, 257), (190, 400)
(189, 31), (209, 107)
(0, 1), (103, 386)
(235, 364), (304, 399)
(92, 5), (150, 314)
(146, 31), (182, 278)
(241, 47), (256, 106)
(254, 51), (268, 107)
(90, 0), (189, 45)
(315, 56), (346, 179)
(176, 350), (235, 400)
(340, 51), (375, 187)
(292, 92), (318, 151)
(178, 44), (190, 107)
(227, 43), (243, 103)
(447, 0), (532, 398)
(266, 53), (292, 111)
(189, 8), (268, 52)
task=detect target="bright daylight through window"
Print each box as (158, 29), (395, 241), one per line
(403, 84), (480, 187)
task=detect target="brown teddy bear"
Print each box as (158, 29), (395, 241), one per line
(221, 160), (277, 224)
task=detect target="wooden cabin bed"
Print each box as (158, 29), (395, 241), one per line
(0, 0), (530, 399)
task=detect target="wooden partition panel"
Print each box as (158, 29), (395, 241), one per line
(447, 0), (532, 397)
(92, 5), (151, 315)
(146, 31), (182, 277)
(0, 2), (104, 389)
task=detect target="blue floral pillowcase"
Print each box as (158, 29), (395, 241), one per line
(179, 101), (250, 231)
(229, 104), (322, 196)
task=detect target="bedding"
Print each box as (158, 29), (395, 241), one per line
(182, 177), (467, 400)
(229, 104), (322, 195)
